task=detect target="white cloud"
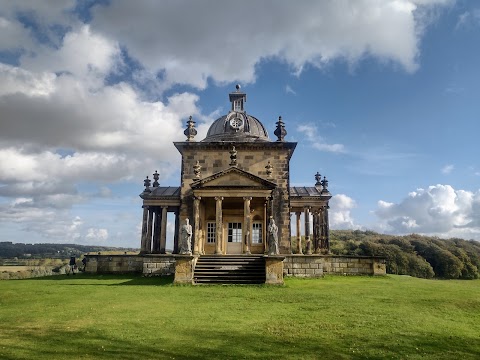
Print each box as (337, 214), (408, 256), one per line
(86, 228), (109, 243)
(374, 184), (480, 240)
(88, 0), (451, 88)
(297, 124), (346, 153)
(441, 164), (454, 174)
(329, 194), (362, 230)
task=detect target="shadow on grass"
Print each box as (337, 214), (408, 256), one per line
(2, 322), (479, 360)
(24, 274), (175, 286)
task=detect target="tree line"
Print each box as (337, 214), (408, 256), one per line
(330, 230), (480, 279)
(0, 242), (137, 260)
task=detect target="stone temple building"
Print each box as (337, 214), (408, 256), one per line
(139, 85), (332, 257)
(85, 86), (386, 283)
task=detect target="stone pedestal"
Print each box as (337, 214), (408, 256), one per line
(373, 258), (387, 275)
(173, 255), (196, 284)
(265, 256), (285, 285)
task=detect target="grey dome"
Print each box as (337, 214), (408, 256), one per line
(202, 111), (270, 142)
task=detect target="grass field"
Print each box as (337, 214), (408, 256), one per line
(0, 275), (479, 360)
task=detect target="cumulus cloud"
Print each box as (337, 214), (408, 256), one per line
(329, 194), (362, 230)
(374, 184), (480, 240)
(89, 0), (450, 88)
(297, 124), (345, 153)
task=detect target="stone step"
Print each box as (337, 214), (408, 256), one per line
(194, 255), (266, 284)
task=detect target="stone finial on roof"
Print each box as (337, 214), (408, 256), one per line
(184, 116), (197, 141)
(229, 146), (238, 166)
(274, 116), (287, 142)
(153, 170), (160, 187)
(321, 176), (329, 194)
(315, 172), (322, 188)
(143, 175), (151, 192)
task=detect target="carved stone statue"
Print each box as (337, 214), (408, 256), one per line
(180, 218), (192, 255)
(268, 217), (279, 255)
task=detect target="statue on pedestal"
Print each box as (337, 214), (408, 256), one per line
(180, 218), (192, 255)
(268, 217), (279, 255)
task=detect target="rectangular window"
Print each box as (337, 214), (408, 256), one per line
(252, 222), (263, 244)
(234, 100), (242, 111)
(228, 222), (242, 243)
(207, 222), (216, 243)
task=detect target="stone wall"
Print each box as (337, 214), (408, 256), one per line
(284, 255), (324, 277)
(84, 255), (143, 274)
(284, 255), (386, 277)
(143, 255), (175, 276)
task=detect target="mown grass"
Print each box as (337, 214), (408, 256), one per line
(1, 275), (479, 359)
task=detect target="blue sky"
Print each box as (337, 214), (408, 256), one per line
(0, 0), (479, 248)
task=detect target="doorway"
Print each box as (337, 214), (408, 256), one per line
(226, 222), (243, 254)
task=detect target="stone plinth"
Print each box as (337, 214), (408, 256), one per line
(265, 256), (285, 285)
(173, 255), (196, 284)
(373, 258), (387, 275)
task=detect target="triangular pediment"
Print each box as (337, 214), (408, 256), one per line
(191, 167), (276, 189)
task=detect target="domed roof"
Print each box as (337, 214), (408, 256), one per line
(202, 111), (270, 142)
(202, 85), (270, 142)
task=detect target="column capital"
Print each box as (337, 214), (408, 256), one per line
(243, 196), (252, 201)
(161, 205), (168, 209)
(193, 195), (202, 201)
(215, 196), (224, 201)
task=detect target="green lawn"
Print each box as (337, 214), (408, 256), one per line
(1, 275), (479, 360)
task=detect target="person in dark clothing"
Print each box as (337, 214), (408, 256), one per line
(69, 256), (76, 275)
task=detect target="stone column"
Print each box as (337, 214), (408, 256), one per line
(304, 207), (312, 255)
(160, 206), (168, 254)
(173, 210), (179, 254)
(215, 197), (223, 254)
(152, 208), (161, 253)
(324, 206), (330, 254)
(140, 205), (149, 253)
(146, 207), (153, 253)
(243, 197), (252, 255)
(193, 196), (201, 255)
(295, 212), (302, 254)
(264, 199), (268, 253)
(314, 210), (322, 254)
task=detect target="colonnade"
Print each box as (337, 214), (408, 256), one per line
(140, 205), (179, 254)
(292, 206), (330, 255)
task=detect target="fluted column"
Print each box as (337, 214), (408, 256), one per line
(146, 208), (153, 253)
(215, 197), (223, 254)
(140, 205), (149, 253)
(243, 197), (252, 255)
(324, 206), (330, 254)
(193, 196), (201, 255)
(314, 210), (322, 254)
(173, 210), (179, 254)
(304, 207), (312, 255)
(160, 206), (168, 254)
(296, 211), (302, 254)
(153, 208), (161, 253)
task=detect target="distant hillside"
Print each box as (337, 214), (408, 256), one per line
(329, 230), (480, 279)
(0, 242), (138, 260)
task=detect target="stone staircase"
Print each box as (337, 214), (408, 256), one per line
(194, 255), (266, 284)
